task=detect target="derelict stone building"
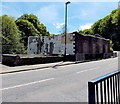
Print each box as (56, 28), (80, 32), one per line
(74, 32), (110, 60)
(27, 32), (111, 61)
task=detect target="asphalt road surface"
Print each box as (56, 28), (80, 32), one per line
(1, 57), (118, 102)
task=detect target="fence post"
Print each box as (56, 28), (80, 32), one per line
(88, 82), (95, 104)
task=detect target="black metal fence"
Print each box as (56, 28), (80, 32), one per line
(88, 70), (120, 104)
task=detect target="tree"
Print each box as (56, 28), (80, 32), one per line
(78, 29), (93, 35)
(16, 14), (50, 49)
(90, 9), (120, 51)
(98, 15), (112, 39)
(91, 19), (101, 35)
(110, 40), (113, 51)
(17, 14), (40, 29)
(78, 30), (84, 35)
(1, 15), (23, 54)
(111, 9), (120, 50)
(83, 28), (93, 35)
(15, 19), (39, 47)
(16, 14), (50, 36)
(38, 23), (50, 36)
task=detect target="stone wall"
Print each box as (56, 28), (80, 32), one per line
(73, 32), (111, 60)
(2, 54), (21, 66)
(74, 32), (110, 54)
(2, 54), (64, 66)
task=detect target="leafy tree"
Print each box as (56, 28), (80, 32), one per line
(15, 19), (39, 47)
(83, 28), (93, 35)
(1, 15), (24, 54)
(111, 9), (119, 23)
(110, 40), (113, 51)
(90, 9), (120, 51)
(78, 30), (84, 35)
(79, 9), (120, 51)
(17, 14), (50, 36)
(98, 15), (112, 39)
(17, 14), (40, 30)
(16, 14), (50, 50)
(91, 19), (101, 35)
(78, 29), (93, 35)
(38, 23), (50, 36)
(111, 9), (120, 50)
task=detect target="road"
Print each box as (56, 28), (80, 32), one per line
(1, 57), (118, 102)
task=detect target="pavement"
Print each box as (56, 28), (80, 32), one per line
(0, 60), (87, 74)
(1, 57), (118, 102)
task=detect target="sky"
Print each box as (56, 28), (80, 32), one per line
(1, 0), (119, 34)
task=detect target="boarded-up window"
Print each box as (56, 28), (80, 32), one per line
(83, 42), (88, 54)
(105, 45), (108, 53)
(49, 42), (54, 55)
(45, 43), (48, 53)
(92, 43), (96, 54)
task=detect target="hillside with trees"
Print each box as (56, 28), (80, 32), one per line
(79, 8), (120, 51)
(0, 15), (24, 54)
(1, 14), (50, 54)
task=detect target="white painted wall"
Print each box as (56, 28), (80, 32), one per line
(27, 33), (75, 55)
(28, 37), (38, 54)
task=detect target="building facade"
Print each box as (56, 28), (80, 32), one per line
(27, 32), (110, 59)
(27, 33), (75, 55)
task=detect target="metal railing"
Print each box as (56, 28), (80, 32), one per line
(88, 70), (120, 104)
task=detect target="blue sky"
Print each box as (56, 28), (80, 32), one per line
(1, 1), (118, 34)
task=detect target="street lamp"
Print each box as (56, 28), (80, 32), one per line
(64, 1), (71, 61)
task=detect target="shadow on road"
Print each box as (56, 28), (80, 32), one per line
(51, 61), (64, 69)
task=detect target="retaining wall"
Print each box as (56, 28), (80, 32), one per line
(2, 54), (64, 66)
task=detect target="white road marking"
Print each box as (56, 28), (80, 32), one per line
(76, 67), (100, 74)
(0, 78), (54, 91)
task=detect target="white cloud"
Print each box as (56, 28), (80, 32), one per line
(80, 23), (93, 30)
(53, 22), (64, 29)
(0, 4), (9, 8)
(36, 5), (59, 24)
